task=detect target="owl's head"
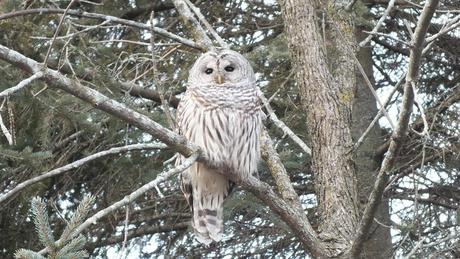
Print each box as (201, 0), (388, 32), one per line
(188, 49), (255, 86)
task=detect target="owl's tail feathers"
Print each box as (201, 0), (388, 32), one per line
(192, 195), (224, 245)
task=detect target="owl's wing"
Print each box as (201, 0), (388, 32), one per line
(175, 93), (193, 205)
(179, 170), (193, 208)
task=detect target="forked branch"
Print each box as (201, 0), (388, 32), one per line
(350, 0), (440, 256)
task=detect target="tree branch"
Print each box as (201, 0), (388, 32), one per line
(259, 89), (312, 155)
(172, 0), (214, 50)
(0, 111), (13, 146)
(260, 129), (303, 210)
(359, 0), (397, 47)
(353, 73), (405, 151)
(39, 152), (199, 255)
(0, 71), (44, 98)
(350, 0), (440, 256)
(86, 222), (189, 252)
(0, 8), (204, 51)
(0, 44), (199, 157)
(0, 143), (166, 205)
(183, 0), (228, 48)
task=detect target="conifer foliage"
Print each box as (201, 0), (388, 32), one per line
(14, 195), (95, 259)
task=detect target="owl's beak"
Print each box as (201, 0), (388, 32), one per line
(215, 73), (225, 84)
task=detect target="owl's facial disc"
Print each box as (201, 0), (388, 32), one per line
(215, 58), (239, 85)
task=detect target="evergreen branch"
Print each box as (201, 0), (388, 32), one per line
(56, 250), (89, 259)
(30, 197), (56, 252)
(0, 71), (44, 98)
(0, 143), (166, 205)
(60, 196), (96, 243)
(350, 0), (440, 256)
(0, 9), (204, 51)
(14, 249), (46, 259)
(56, 235), (87, 258)
(38, 152), (199, 255)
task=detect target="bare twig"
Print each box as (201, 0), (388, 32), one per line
(362, 30), (411, 47)
(0, 8), (203, 51)
(117, 206), (130, 259)
(150, 11), (176, 131)
(353, 74), (404, 151)
(0, 71), (44, 98)
(258, 89), (312, 155)
(350, 0), (440, 256)
(358, 40), (436, 153)
(43, 0), (77, 66)
(119, 81), (181, 108)
(0, 143), (166, 204)
(38, 152), (199, 255)
(352, 54), (396, 130)
(86, 222), (189, 250)
(359, 0), (397, 47)
(422, 231), (459, 248)
(426, 14), (460, 43)
(412, 83), (430, 137)
(403, 236), (426, 259)
(32, 20), (111, 41)
(90, 39), (151, 46)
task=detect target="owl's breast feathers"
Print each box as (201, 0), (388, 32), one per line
(177, 81), (262, 245)
(187, 83), (260, 114)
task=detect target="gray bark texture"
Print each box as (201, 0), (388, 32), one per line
(352, 29), (393, 259)
(279, 0), (362, 256)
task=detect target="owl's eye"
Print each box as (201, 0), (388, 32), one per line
(205, 68), (213, 74)
(224, 66), (234, 72)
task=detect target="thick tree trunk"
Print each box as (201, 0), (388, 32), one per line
(279, 0), (359, 256)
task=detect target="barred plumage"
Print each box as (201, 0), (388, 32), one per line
(177, 50), (262, 244)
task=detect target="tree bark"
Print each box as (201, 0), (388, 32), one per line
(352, 29), (392, 258)
(279, 0), (359, 256)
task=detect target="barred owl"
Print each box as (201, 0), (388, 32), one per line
(177, 49), (262, 244)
